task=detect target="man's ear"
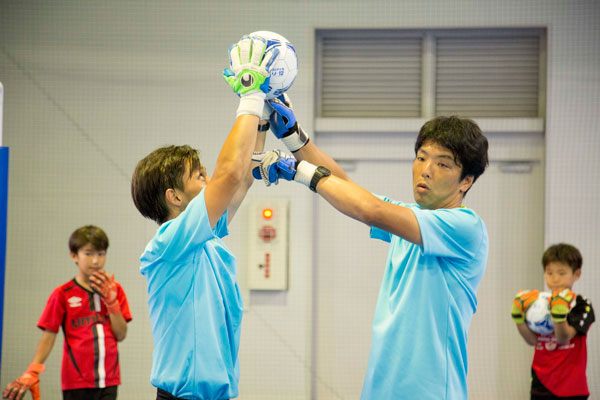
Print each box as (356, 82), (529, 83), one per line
(459, 175), (474, 194)
(165, 188), (182, 208)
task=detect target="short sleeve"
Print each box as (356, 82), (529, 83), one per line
(369, 195), (407, 243)
(214, 209), (229, 239)
(37, 288), (65, 333)
(156, 189), (227, 261)
(116, 282), (133, 322)
(412, 207), (486, 261)
(568, 295), (595, 335)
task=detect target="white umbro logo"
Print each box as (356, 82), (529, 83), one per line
(68, 296), (82, 308)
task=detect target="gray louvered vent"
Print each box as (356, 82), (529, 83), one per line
(319, 32), (421, 118)
(436, 35), (540, 117)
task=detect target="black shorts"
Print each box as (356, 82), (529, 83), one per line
(531, 369), (588, 400)
(63, 385), (117, 400)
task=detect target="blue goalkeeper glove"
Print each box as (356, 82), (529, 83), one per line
(252, 150), (330, 192)
(223, 35), (279, 118)
(268, 94), (310, 152)
(252, 150), (297, 186)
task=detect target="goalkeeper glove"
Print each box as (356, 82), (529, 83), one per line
(252, 150), (298, 186)
(3, 362), (45, 400)
(223, 35), (278, 118)
(511, 289), (539, 324)
(268, 94), (310, 152)
(550, 288), (575, 323)
(252, 150), (330, 192)
(90, 270), (120, 314)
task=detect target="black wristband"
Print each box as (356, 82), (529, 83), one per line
(309, 166), (331, 192)
(258, 122), (270, 132)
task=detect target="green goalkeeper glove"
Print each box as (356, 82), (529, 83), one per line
(511, 289), (539, 324)
(550, 288), (575, 323)
(223, 35), (278, 118)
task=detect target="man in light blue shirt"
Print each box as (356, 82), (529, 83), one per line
(253, 97), (490, 399)
(131, 35), (275, 400)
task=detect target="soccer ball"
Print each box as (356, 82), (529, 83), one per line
(249, 31), (298, 99)
(525, 291), (554, 335)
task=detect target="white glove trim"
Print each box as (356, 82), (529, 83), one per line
(237, 92), (266, 118)
(294, 160), (317, 187)
(282, 131), (310, 152)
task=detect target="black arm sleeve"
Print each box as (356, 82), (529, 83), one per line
(567, 294), (595, 335)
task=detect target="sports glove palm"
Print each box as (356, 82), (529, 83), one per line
(3, 362), (45, 400)
(90, 270), (120, 314)
(511, 289), (539, 324)
(252, 150), (297, 186)
(268, 94), (310, 152)
(550, 288), (575, 323)
(223, 36), (278, 117)
(252, 149), (324, 190)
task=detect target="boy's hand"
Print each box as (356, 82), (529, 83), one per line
(3, 362), (44, 400)
(223, 35), (278, 118)
(550, 289), (575, 323)
(90, 271), (120, 314)
(511, 289), (539, 324)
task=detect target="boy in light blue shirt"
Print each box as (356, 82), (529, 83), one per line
(252, 95), (490, 399)
(131, 35), (274, 400)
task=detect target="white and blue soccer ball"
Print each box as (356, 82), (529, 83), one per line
(249, 31), (298, 99)
(525, 291), (554, 335)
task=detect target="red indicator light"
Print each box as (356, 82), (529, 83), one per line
(262, 208), (273, 219)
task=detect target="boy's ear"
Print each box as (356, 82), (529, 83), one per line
(165, 188), (182, 208)
(574, 269), (582, 281)
(70, 252), (78, 263)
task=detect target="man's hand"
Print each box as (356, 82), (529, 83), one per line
(3, 363), (44, 400)
(268, 94), (310, 152)
(252, 150), (297, 186)
(550, 289), (575, 323)
(511, 289), (539, 324)
(90, 270), (120, 314)
(223, 35), (278, 117)
(252, 149), (328, 192)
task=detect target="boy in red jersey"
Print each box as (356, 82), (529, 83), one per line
(511, 243), (595, 399)
(3, 225), (132, 400)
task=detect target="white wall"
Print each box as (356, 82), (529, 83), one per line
(0, 1), (598, 399)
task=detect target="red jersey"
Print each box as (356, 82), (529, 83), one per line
(532, 294), (594, 397)
(37, 278), (132, 390)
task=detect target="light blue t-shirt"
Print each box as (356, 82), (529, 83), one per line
(361, 197), (488, 400)
(140, 190), (243, 400)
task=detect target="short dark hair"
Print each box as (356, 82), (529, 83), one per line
(69, 225), (109, 254)
(415, 116), (489, 190)
(131, 145), (201, 225)
(542, 243), (583, 272)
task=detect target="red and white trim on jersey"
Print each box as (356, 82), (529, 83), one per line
(38, 278), (132, 390)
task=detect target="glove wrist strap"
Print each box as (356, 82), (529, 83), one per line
(105, 298), (121, 314)
(294, 161), (318, 187)
(237, 92), (266, 118)
(27, 363), (45, 374)
(282, 125), (310, 152)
